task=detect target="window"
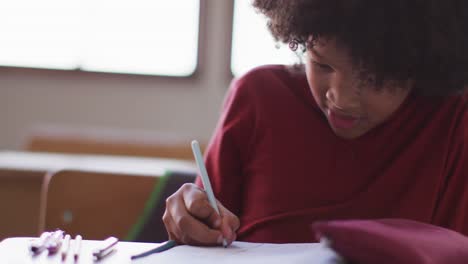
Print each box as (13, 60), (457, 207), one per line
(0, 0), (200, 77)
(231, 0), (298, 77)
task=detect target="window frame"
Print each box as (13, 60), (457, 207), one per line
(229, 0), (301, 78)
(0, 0), (207, 81)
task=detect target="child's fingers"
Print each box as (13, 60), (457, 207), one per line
(182, 184), (222, 228)
(164, 186), (223, 246)
(162, 210), (184, 244)
(164, 206), (222, 246)
(173, 210), (223, 246)
(218, 202), (240, 244)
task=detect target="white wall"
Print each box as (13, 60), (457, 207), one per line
(0, 1), (234, 150)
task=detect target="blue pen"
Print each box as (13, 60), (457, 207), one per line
(191, 140), (228, 248)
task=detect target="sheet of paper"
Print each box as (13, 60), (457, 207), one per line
(133, 241), (343, 264)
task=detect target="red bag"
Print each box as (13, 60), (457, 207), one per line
(312, 219), (468, 264)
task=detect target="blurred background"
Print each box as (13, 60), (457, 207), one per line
(0, 0), (299, 150)
(0, 0), (300, 242)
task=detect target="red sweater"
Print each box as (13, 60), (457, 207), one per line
(197, 65), (467, 243)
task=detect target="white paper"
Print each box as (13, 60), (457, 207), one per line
(133, 241), (343, 264)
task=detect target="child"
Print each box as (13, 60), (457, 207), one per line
(163, 0), (467, 249)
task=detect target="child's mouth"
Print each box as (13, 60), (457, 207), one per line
(327, 109), (360, 129)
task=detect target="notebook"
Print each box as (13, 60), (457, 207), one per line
(132, 241), (343, 264)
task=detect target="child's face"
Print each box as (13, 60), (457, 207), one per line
(305, 38), (411, 139)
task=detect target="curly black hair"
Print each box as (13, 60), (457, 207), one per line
(253, 0), (468, 96)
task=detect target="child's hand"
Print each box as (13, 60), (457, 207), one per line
(163, 183), (240, 246)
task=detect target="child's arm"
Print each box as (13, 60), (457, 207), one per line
(196, 74), (258, 216)
(163, 72), (257, 246)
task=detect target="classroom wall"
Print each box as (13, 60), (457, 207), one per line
(0, 0), (233, 150)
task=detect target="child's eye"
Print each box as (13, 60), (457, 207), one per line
(312, 61), (333, 72)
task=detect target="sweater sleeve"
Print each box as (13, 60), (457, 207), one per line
(432, 101), (468, 235)
(195, 76), (256, 216)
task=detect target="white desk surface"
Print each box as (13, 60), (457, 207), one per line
(0, 237), (159, 264)
(1, 237), (343, 264)
(0, 151), (196, 176)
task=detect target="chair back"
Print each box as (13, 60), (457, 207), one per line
(39, 170), (159, 240)
(0, 169), (45, 240)
(25, 127), (203, 160)
(39, 169), (196, 242)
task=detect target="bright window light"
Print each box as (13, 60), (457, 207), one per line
(0, 0), (200, 76)
(231, 0), (299, 77)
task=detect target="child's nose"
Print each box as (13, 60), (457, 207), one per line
(326, 86), (360, 111)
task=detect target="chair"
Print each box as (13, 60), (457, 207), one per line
(25, 126), (205, 160)
(0, 169), (45, 240)
(39, 169), (196, 242)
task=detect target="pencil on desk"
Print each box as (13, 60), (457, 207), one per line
(92, 236), (119, 261)
(191, 140), (228, 247)
(30, 231), (51, 254)
(73, 235), (82, 261)
(61, 234), (71, 261)
(46, 230), (64, 254)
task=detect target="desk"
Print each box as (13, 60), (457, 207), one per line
(1, 237), (342, 264)
(0, 151), (196, 175)
(0, 237), (158, 264)
(0, 151), (197, 240)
